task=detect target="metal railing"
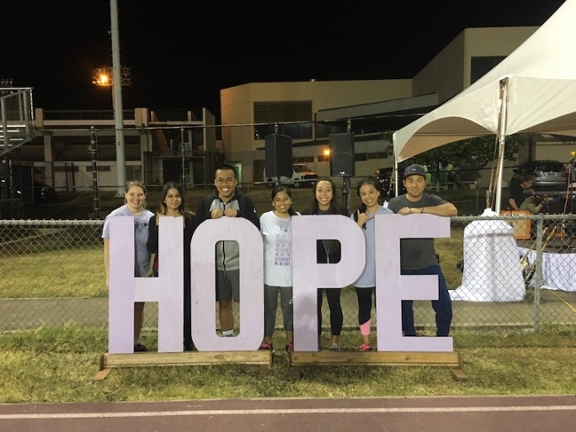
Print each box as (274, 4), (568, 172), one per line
(0, 87), (34, 157)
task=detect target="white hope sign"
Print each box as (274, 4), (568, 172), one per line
(108, 214), (453, 354)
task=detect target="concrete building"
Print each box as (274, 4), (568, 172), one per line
(220, 26), (541, 183)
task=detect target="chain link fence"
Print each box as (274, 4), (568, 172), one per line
(1, 214), (575, 348)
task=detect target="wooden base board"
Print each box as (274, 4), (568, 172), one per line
(93, 351), (272, 380)
(92, 351), (467, 381)
(288, 351), (468, 381)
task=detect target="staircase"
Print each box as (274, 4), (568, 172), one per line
(0, 88), (35, 157)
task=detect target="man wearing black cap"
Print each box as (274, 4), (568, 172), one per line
(387, 164), (457, 337)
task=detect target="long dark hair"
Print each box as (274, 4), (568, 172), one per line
(355, 177), (381, 214)
(271, 185), (297, 216)
(157, 182), (194, 218)
(354, 177), (381, 226)
(303, 177), (343, 215)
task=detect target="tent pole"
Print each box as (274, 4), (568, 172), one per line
(494, 79), (509, 214)
(394, 158), (398, 197)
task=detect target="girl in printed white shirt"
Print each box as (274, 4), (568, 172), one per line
(259, 185), (297, 353)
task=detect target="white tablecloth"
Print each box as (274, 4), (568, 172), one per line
(451, 216), (526, 302)
(518, 247), (576, 292)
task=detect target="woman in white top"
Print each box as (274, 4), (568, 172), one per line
(259, 185), (297, 354)
(102, 181), (154, 352)
(353, 177), (393, 351)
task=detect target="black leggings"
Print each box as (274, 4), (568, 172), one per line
(184, 273), (192, 346)
(355, 287), (375, 326)
(317, 288), (343, 336)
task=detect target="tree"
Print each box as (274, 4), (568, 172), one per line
(410, 134), (527, 168)
(384, 132), (528, 182)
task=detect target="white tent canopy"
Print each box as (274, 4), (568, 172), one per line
(393, 0), (576, 163)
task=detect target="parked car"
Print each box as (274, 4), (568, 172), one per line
(0, 178), (57, 203)
(264, 164), (318, 188)
(510, 160), (573, 191)
(32, 181), (58, 203)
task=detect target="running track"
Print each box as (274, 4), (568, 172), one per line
(0, 395), (574, 431)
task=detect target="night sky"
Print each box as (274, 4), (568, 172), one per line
(2, 1), (566, 117)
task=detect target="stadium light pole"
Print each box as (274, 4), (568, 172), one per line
(110, 0), (126, 197)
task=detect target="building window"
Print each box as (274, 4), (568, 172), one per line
(471, 56), (506, 84)
(294, 156), (314, 163)
(54, 165), (79, 172)
(366, 152), (388, 160)
(254, 101), (313, 140)
(316, 122), (347, 139)
(317, 155), (330, 162)
(86, 166), (111, 172)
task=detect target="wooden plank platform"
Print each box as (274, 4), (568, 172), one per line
(93, 351), (272, 380)
(288, 351), (468, 381)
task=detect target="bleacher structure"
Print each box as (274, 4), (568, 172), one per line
(0, 87), (35, 218)
(0, 87), (34, 156)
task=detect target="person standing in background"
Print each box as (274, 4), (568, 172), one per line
(388, 165), (457, 337)
(103, 181), (153, 352)
(301, 177), (347, 350)
(193, 164), (260, 337)
(353, 177), (393, 351)
(147, 182), (195, 351)
(259, 185), (297, 354)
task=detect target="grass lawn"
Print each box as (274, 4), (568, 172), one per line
(0, 326), (575, 403)
(0, 247), (106, 298)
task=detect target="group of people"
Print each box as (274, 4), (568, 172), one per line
(102, 163), (457, 353)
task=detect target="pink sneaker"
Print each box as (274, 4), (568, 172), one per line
(359, 343), (372, 351)
(259, 342), (275, 353)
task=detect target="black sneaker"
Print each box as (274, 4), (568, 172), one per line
(134, 343), (147, 352)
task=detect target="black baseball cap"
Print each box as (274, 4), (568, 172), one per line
(403, 164), (426, 179)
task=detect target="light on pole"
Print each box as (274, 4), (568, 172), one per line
(0, 79), (14, 97)
(92, 65), (131, 196)
(92, 67), (132, 90)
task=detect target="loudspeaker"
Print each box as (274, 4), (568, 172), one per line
(329, 132), (355, 177)
(265, 134), (293, 178)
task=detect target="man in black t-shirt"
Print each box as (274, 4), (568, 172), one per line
(508, 174), (535, 210)
(388, 164), (457, 337)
